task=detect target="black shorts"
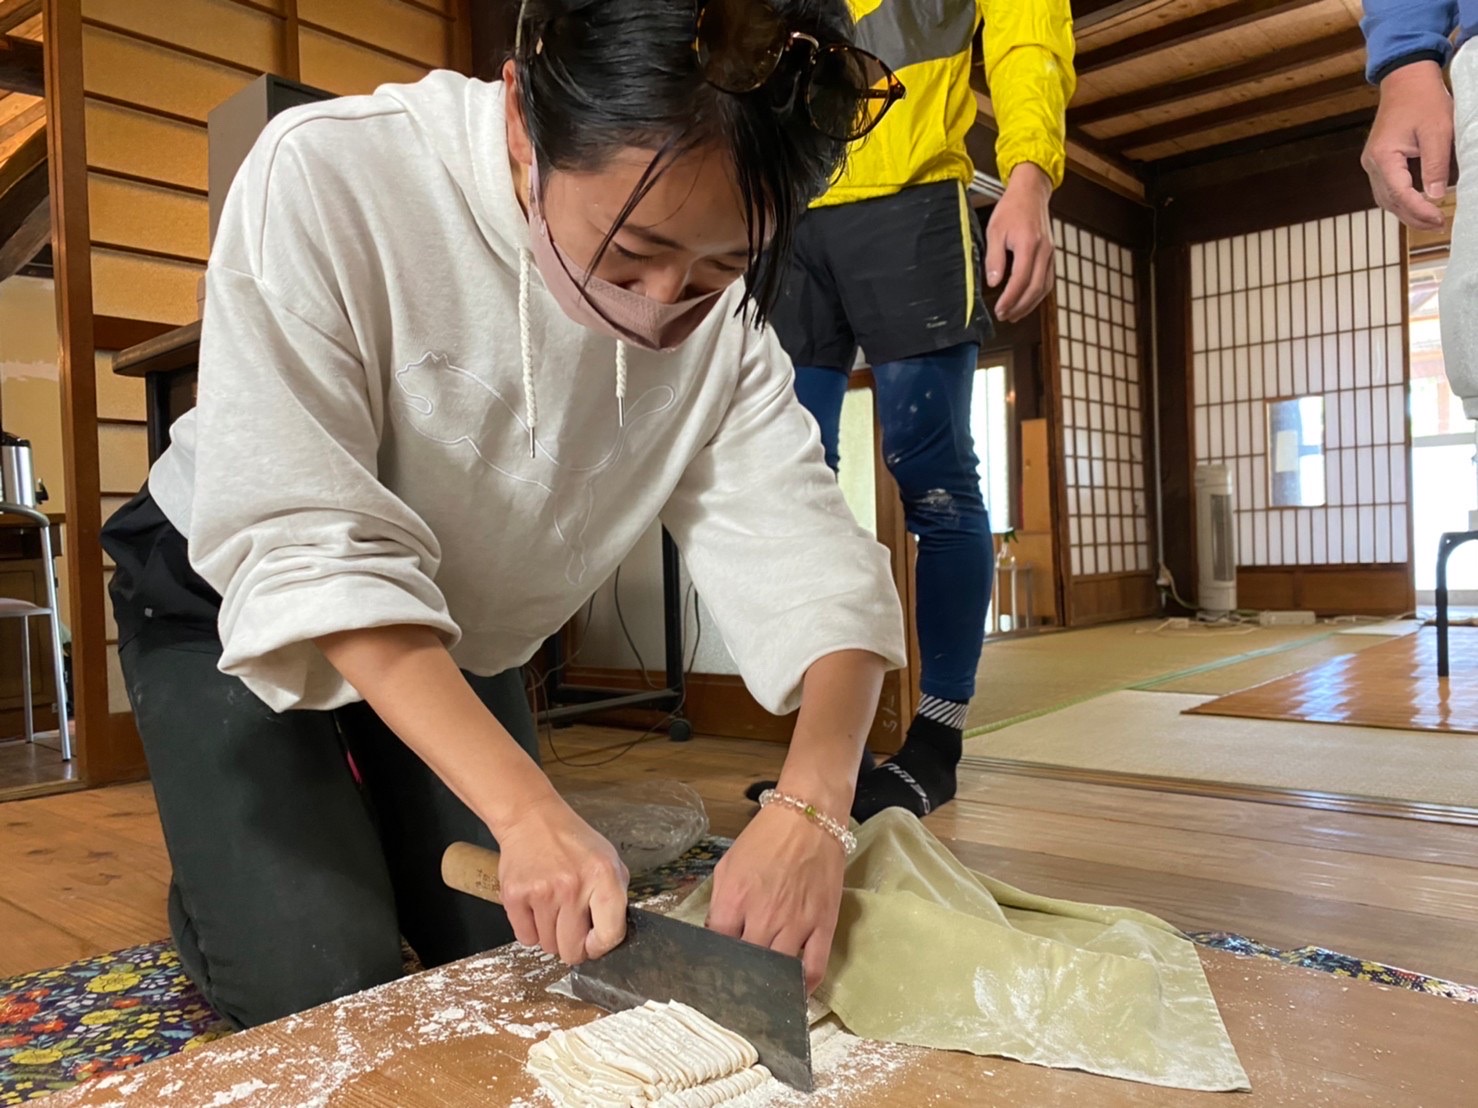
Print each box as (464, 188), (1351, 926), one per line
(769, 180), (991, 369)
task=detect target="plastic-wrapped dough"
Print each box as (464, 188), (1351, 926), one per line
(527, 1000), (772, 1108)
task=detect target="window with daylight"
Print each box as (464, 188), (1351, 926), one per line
(1189, 212), (1409, 567)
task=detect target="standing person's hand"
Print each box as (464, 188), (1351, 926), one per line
(494, 794), (630, 964)
(986, 162), (1055, 323)
(1363, 61), (1454, 231)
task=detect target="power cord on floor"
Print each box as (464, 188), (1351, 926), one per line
(538, 581), (703, 770)
(1136, 616), (1256, 636)
(1156, 562), (1197, 613)
(613, 565), (662, 691)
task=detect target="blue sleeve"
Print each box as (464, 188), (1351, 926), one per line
(1361, 0), (1459, 82)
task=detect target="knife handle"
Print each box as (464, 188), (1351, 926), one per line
(442, 841), (505, 905)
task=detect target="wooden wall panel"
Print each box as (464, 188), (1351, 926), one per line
(1237, 565), (1413, 616)
(84, 101), (208, 192)
(299, 27), (432, 95)
(1070, 573), (1159, 627)
(81, 0), (283, 74)
(97, 424), (150, 495)
(81, 26), (258, 123)
(90, 249), (203, 325)
(87, 175), (210, 261)
(300, 0), (452, 69)
(94, 351), (147, 422)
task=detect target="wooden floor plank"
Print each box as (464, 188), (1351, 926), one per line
(0, 735), (79, 798)
(0, 893), (96, 978)
(954, 766), (1478, 867)
(1190, 626), (1478, 734)
(928, 798), (1478, 925)
(3, 726), (1478, 997)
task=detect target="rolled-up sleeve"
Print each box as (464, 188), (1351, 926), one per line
(186, 129), (458, 712)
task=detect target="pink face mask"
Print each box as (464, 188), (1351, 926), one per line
(525, 161), (728, 352)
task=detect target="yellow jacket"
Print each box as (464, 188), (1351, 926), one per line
(816, 0), (1076, 207)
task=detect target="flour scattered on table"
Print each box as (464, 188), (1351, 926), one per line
(205, 1079), (270, 1106)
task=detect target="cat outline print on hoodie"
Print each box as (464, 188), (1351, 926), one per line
(391, 349), (676, 586)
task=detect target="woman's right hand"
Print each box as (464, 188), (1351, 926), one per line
(494, 795), (630, 964)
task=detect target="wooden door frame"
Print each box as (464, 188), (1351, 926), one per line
(44, 0), (135, 784)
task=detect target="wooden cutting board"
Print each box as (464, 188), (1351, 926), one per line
(44, 943), (1478, 1106)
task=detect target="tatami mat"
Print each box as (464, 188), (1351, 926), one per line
(963, 690), (1478, 809)
(1147, 637), (1383, 696)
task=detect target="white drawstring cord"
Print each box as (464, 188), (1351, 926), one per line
(519, 249), (537, 458)
(615, 340), (628, 427)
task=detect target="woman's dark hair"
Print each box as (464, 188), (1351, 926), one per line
(513, 0), (855, 325)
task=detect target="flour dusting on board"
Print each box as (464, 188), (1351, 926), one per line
(42, 930), (936, 1108)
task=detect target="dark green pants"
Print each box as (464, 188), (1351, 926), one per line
(103, 488), (541, 1027)
(119, 632), (538, 1029)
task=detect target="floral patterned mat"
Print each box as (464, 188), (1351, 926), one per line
(1187, 931), (1478, 1005)
(3, 838), (1473, 1103)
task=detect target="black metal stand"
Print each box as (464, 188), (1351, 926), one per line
(537, 529), (691, 741)
(1435, 529), (1478, 678)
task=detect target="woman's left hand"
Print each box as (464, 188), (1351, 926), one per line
(704, 803), (848, 994)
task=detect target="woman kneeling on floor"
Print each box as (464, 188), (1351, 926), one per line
(101, 0), (907, 1028)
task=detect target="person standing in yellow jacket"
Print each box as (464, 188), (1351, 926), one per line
(762, 0), (1075, 819)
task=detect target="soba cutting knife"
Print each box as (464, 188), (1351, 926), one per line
(441, 841), (814, 1091)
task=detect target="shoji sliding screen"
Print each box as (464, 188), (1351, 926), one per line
(1051, 219), (1157, 623)
(1188, 211), (1412, 610)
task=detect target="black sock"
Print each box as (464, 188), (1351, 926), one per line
(850, 708), (965, 822)
(743, 748), (877, 805)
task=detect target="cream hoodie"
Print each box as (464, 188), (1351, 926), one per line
(149, 73), (905, 714)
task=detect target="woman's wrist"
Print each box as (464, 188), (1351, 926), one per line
(472, 758), (564, 839)
(758, 788), (857, 855)
(774, 762), (854, 825)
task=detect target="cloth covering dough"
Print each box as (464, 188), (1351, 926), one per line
(671, 808), (1250, 1093)
(527, 999), (772, 1107)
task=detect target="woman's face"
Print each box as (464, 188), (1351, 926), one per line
(506, 67), (756, 304)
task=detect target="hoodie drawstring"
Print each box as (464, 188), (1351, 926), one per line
(615, 340), (628, 427)
(520, 247), (630, 452)
(519, 248), (537, 458)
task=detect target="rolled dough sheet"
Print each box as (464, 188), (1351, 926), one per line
(671, 809), (1250, 1093)
(527, 998), (772, 1107)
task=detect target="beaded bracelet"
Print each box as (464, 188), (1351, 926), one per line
(757, 789), (858, 856)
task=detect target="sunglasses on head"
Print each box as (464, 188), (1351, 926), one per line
(693, 0), (906, 142)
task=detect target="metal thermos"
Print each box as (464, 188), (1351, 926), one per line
(1, 432), (41, 509)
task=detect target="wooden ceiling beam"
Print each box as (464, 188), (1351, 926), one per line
(1074, 27), (1366, 126)
(1149, 107), (1376, 177)
(1071, 0), (1161, 31)
(1077, 0), (1323, 74)
(0, 124), (47, 284)
(0, 96), (42, 144)
(1111, 70), (1370, 153)
(0, 1), (40, 37)
(973, 90), (1147, 201)
(0, 33), (43, 96)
